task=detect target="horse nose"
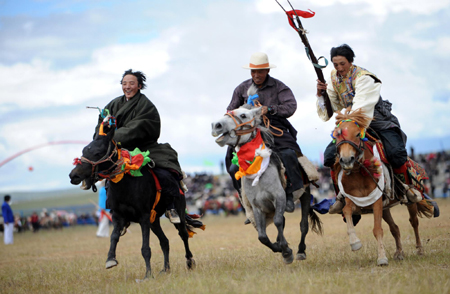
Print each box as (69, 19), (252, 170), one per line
(339, 156), (355, 167)
(211, 122), (223, 137)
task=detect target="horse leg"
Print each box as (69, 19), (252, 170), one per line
(106, 215), (126, 269)
(150, 218), (170, 273)
(382, 208), (404, 260)
(253, 208), (279, 252)
(174, 218), (195, 269)
(406, 203), (424, 255)
(138, 220), (152, 280)
(296, 190), (310, 261)
(273, 197), (293, 264)
(373, 198), (388, 266)
(342, 200), (362, 251)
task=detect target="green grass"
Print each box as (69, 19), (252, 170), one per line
(1, 199), (449, 294)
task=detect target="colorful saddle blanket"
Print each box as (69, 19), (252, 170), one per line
(366, 139), (428, 193)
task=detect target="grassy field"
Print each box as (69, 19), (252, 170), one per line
(1, 199), (449, 294)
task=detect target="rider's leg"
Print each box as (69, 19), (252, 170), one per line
(323, 141), (345, 214)
(151, 168), (182, 224)
(378, 129), (422, 203)
(278, 148), (304, 213)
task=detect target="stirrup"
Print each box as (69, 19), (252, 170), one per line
(165, 209), (181, 224)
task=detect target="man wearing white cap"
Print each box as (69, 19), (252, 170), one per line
(226, 52), (304, 216)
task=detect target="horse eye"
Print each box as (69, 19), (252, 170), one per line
(356, 133), (360, 137)
(240, 114), (247, 119)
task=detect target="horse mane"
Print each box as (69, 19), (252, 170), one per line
(247, 84), (258, 97)
(335, 108), (371, 129)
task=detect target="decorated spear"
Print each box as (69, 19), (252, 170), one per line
(274, 0), (333, 118)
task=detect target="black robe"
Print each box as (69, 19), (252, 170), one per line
(94, 91), (182, 177)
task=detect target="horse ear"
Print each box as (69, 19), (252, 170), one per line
(251, 106), (263, 118)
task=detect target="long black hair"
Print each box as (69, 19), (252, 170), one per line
(121, 69), (147, 89)
(330, 44), (355, 63)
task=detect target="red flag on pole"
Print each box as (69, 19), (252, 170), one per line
(286, 9), (315, 30)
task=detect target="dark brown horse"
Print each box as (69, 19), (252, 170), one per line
(332, 108), (434, 266)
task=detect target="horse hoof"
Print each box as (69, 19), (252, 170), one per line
(377, 258), (389, 266)
(296, 253), (307, 261)
(186, 258), (196, 270)
(393, 252), (404, 260)
(283, 253), (294, 265)
(350, 241), (362, 251)
(417, 247), (424, 255)
(105, 259), (118, 269)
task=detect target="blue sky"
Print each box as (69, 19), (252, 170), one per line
(1, 0), (449, 192)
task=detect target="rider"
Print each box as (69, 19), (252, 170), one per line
(227, 52), (305, 218)
(316, 44), (422, 214)
(94, 69), (184, 224)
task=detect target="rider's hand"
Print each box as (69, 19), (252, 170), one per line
(317, 79), (327, 97)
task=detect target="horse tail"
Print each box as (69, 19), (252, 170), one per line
(416, 199), (434, 219)
(308, 208), (324, 235)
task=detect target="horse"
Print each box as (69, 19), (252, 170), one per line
(332, 108), (434, 266)
(69, 123), (198, 281)
(211, 104), (322, 264)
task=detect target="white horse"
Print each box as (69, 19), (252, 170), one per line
(211, 104), (322, 263)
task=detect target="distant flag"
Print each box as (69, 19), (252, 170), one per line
(28, 166), (34, 172)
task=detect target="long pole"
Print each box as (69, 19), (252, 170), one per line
(275, 0), (334, 118)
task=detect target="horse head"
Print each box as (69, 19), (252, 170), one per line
(211, 104), (263, 147)
(69, 122), (118, 190)
(333, 108), (371, 171)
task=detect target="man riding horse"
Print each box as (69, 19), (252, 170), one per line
(226, 52), (306, 220)
(316, 44), (422, 213)
(94, 69), (184, 223)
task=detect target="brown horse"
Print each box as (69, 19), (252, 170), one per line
(332, 108), (434, 266)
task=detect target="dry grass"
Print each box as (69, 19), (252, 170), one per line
(1, 199), (449, 294)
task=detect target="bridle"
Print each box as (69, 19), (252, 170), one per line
(333, 119), (367, 164)
(75, 140), (124, 186)
(224, 112), (258, 146)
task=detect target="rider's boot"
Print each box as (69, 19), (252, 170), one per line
(328, 169), (345, 214)
(165, 209), (181, 224)
(285, 192), (295, 213)
(394, 163), (422, 203)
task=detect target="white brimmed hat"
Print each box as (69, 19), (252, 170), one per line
(242, 52), (277, 69)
